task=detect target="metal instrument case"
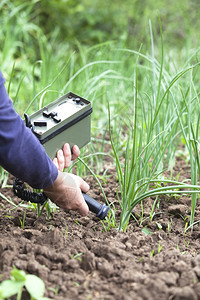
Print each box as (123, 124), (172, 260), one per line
(29, 92), (92, 158)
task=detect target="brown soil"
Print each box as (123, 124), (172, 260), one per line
(1, 158), (200, 300)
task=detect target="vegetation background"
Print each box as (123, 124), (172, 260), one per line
(1, 0), (200, 231)
(1, 0), (200, 79)
(2, 0), (200, 50)
(1, 0), (199, 118)
(2, 2), (200, 298)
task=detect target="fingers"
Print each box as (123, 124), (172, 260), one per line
(63, 143), (80, 162)
(71, 144), (80, 160)
(79, 177), (90, 193)
(57, 150), (65, 171)
(63, 143), (80, 168)
(63, 143), (72, 168)
(71, 187), (89, 216)
(54, 144), (81, 171)
(75, 177), (90, 216)
(77, 192), (89, 216)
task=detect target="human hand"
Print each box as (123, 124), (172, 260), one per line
(47, 143), (89, 216)
(44, 171), (89, 216)
(53, 143), (80, 171)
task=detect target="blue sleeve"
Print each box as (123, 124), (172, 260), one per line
(0, 71), (58, 189)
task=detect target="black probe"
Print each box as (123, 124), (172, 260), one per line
(82, 193), (110, 220)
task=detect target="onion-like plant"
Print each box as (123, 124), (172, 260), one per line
(109, 85), (200, 231)
(108, 19), (200, 231)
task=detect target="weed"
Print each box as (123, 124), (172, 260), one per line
(166, 218), (173, 235)
(34, 199), (57, 220)
(73, 282), (80, 287)
(158, 241), (163, 254)
(100, 206), (117, 232)
(184, 240), (190, 248)
(155, 222), (162, 231)
(48, 225), (53, 231)
(0, 266), (51, 300)
(177, 244), (185, 255)
(65, 225), (68, 238)
(71, 253), (83, 262)
(149, 197), (158, 221)
(184, 219), (200, 233)
(142, 227), (152, 236)
(150, 249), (155, 257)
(0, 192), (17, 207)
(48, 285), (59, 296)
(18, 210), (26, 230)
(73, 220), (81, 226)
(137, 257), (144, 263)
(3, 215), (14, 219)
(184, 217), (189, 235)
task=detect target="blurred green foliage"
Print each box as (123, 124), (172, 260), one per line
(2, 0), (200, 55)
(31, 0), (200, 49)
(1, 0), (200, 110)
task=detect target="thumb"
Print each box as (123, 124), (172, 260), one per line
(77, 190), (89, 216)
(79, 177), (90, 193)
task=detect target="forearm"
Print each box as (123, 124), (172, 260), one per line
(0, 72), (58, 189)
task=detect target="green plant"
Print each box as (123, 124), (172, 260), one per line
(48, 286), (59, 296)
(71, 253), (83, 262)
(176, 244), (185, 255)
(0, 168), (10, 188)
(149, 197), (158, 221)
(166, 218), (173, 235)
(0, 266), (51, 300)
(158, 241), (163, 253)
(184, 219), (200, 233)
(100, 207), (117, 232)
(184, 239), (190, 248)
(65, 225), (68, 238)
(150, 249), (155, 257)
(109, 85), (200, 232)
(142, 227), (152, 236)
(2, 0), (200, 235)
(174, 81), (200, 228)
(0, 192), (17, 207)
(107, 18), (200, 232)
(73, 220), (81, 226)
(137, 257), (144, 263)
(155, 222), (162, 231)
(75, 157), (109, 206)
(18, 210), (26, 229)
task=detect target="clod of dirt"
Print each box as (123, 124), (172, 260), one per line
(168, 204), (188, 216)
(81, 251), (96, 271)
(170, 286), (198, 300)
(96, 257), (114, 278)
(1, 158), (200, 300)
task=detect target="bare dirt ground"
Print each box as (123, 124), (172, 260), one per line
(1, 158), (200, 300)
